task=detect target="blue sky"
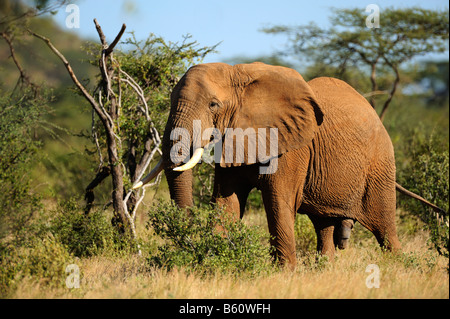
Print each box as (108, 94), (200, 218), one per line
(51, 0), (449, 63)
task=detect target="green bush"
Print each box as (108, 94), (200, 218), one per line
(0, 89), (46, 245)
(49, 199), (135, 257)
(0, 236), (73, 297)
(294, 214), (317, 255)
(397, 131), (449, 259)
(147, 201), (275, 275)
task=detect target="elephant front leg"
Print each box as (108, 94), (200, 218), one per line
(211, 166), (253, 220)
(262, 195), (297, 269)
(309, 215), (336, 259)
(212, 191), (247, 221)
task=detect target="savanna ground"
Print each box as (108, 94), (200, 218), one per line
(8, 207), (449, 299)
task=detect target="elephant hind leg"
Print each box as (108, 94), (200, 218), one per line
(372, 221), (401, 252)
(359, 184), (401, 252)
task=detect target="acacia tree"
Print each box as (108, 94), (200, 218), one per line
(263, 7), (449, 121)
(31, 20), (215, 242)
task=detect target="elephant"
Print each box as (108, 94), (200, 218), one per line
(133, 62), (439, 268)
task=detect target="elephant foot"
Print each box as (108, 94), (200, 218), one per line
(335, 219), (354, 250)
(272, 249), (297, 271)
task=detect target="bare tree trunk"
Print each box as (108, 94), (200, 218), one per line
(94, 19), (128, 231)
(106, 130), (127, 232)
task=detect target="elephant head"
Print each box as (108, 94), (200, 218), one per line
(134, 62), (324, 208)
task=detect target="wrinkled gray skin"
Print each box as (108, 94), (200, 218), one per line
(160, 62), (401, 268)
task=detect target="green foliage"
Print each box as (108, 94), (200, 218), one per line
(0, 89), (47, 244)
(147, 200), (275, 275)
(0, 235), (73, 297)
(48, 199), (136, 257)
(193, 163), (215, 205)
(397, 131), (449, 259)
(386, 96), (448, 260)
(263, 7), (449, 117)
(264, 7), (449, 70)
(330, 7), (449, 62)
(294, 214), (317, 254)
(246, 188), (264, 212)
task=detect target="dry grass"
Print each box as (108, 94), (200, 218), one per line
(10, 224), (449, 299)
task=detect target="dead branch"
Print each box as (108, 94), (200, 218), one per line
(91, 109), (104, 170)
(93, 19), (126, 55)
(28, 30), (110, 127)
(84, 166), (111, 214)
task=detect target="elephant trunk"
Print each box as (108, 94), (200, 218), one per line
(164, 168), (194, 208)
(161, 116), (196, 208)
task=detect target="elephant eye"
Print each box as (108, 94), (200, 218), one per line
(209, 101), (220, 109)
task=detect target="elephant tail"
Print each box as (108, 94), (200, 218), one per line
(395, 182), (447, 215)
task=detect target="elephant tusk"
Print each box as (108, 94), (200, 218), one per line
(132, 159), (163, 189)
(173, 148), (204, 172)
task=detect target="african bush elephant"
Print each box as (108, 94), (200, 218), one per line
(135, 62), (403, 268)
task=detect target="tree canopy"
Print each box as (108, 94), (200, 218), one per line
(263, 6), (449, 120)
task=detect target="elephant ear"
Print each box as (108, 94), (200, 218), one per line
(219, 62), (324, 167)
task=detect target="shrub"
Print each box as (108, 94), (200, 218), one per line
(0, 236), (73, 297)
(147, 200), (275, 275)
(0, 89), (46, 245)
(397, 131), (449, 260)
(49, 199), (135, 257)
(294, 214), (317, 255)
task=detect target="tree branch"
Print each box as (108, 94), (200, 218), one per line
(28, 30), (110, 127)
(84, 166), (111, 214)
(0, 31), (35, 94)
(106, 23), (126, 56)
(93, 19), (126, 56)
(379, 57), (400, 122)
(93, 18), (107, 49)
(30, 25), (128, 234)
